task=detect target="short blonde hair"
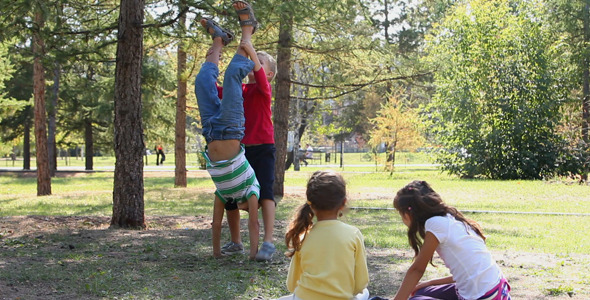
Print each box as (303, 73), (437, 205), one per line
(257, 51), (277, 82)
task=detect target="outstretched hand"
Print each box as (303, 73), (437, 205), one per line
(240, 40), (256, 59)
(240, 40), (261, 72)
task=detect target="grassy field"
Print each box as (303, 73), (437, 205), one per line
(1, 163), (589, 299)
(0, 151), (432, 170)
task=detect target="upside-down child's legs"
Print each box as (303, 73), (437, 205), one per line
(202, 21), (223, 65)
(198, 18), (244, 162)
(233, 1), (255, 57)
(195, 19), (225, 148)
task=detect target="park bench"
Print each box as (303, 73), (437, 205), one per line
(299, 150), (324, 165)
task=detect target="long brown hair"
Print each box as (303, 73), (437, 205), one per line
(393, 180), (486, 258)
(284, 171), (347, 257)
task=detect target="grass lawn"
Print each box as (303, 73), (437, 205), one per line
(0, 164), (589, 299)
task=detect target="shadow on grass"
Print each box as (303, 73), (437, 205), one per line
(0, 216), (291, 299)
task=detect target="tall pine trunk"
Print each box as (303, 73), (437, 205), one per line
(23, 111), (31, 170)
(48, 63), (60, 176)
(111, 0), (146, 229)
(175, 0), (187, 187)
(583, 1), (590, 182)
(272, 8), (293, 197)
(85, 66), (94, 171)
(33, 10), (51, 195)
(85, 118), (93, 170)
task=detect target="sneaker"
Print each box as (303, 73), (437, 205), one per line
(255, 242), (275, 262)
(221, 241), (244, 255)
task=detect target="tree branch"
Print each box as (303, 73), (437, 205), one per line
(291, 71), (432, 89)
(56, 6), (190, 35)
(141, 6), (189, 29)
(290, 71), (432, 101)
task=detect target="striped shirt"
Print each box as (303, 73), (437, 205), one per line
(203, 146), (260, 204)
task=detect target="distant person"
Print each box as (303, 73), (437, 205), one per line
(278, 171), (370, 300)
(298, 145), (309, 167)
(155, 145), (165, 165)
(305, 144), (313, 159)
(154, 145), (159, 165)
(388, 180), (511, 300)
(303, 143), (314, 166)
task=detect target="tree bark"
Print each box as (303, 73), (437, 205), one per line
(48, 63), (60, 177)
(85, 118), (93, 170)
(272, 7), (294, 197)
(85, 66), (94, 171)
(33, 10), (51, 196)
(175, 0), (187, 187)
(23, 111), (31, 170)
(111, 0), (146, 229)
(583, 1), (590, 181)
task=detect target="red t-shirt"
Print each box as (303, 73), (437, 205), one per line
(216, 68), (274, 144)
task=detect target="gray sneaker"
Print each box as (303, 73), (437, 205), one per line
(255, 242), (276, 262)
(221, 241), (244, 255)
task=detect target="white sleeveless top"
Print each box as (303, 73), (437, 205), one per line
(426, 214), (502, 299)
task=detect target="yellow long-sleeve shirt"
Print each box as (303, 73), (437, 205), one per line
(286, 220), (369, 300)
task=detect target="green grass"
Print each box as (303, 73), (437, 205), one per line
(1, 168), (589, 254)
(1, 167), (589, 299)
(1, 151), (433, 169)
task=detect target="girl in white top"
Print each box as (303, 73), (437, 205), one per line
(391, 180), (511, 300)
(277, 171), (370, 300)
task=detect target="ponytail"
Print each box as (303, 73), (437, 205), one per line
(284, 202), (314, 257)
(285, 171), (347, 258)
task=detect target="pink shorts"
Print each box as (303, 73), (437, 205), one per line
(476, 277), (511, 300)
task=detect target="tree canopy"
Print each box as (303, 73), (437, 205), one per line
(0, 0), (588, 184)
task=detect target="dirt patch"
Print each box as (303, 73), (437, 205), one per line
(0, 215), (588, 299)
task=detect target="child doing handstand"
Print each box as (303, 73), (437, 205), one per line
(219, 0), (279, 262)
(391, 180), (511, 300)
(194, 3), (262, 259)
(277, 171), (370, 300)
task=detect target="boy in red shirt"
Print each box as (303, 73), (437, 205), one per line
(221, 0), (278, 262)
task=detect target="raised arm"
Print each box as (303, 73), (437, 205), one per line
(240, 40), (261, 72)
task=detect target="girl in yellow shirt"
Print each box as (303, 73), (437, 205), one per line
(277, 171), (370, 300)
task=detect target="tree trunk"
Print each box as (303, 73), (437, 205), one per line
(48, 63), (60, 176)
(85, 118), (93, 170)
(23, 112), (31, 170)
(111, 0), (146, 229)
(85, 66), (94, 171)
(175, 0), (187, 187)
(33, 10), (51, 196)
(583, 1), (590, 182)
(272, 8), (294, 197)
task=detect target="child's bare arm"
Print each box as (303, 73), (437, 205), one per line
(246, 195), (260, 259)
(211, 195), (226, 258)
(240, 40), (261, 72)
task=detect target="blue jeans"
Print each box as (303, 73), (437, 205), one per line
(195, 54), (254, 143)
